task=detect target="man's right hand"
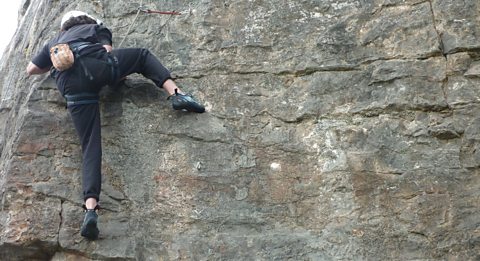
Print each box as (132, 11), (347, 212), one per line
(103, 45), (112, 52)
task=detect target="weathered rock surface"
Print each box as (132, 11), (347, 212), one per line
(0, 0), (479, 260)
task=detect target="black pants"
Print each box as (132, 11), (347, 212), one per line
(65, 48), (171, 202)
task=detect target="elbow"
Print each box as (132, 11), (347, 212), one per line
(26, 62), (48, 76)
(26, 67), (34, 76)
(26, 62), (36, 76)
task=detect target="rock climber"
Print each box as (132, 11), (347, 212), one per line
(26, 10), (205, 240)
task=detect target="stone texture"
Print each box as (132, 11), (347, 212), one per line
(0, 0), (479, 260)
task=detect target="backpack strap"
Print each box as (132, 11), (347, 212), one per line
(69, 42), (95, 80)
(69, 42), (91, 54)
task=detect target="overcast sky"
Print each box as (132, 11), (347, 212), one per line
(0, 0), (21, 60)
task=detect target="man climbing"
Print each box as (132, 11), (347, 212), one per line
(26, 10), (205, 240)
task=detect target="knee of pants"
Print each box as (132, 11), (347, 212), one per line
(140, 48), (151, 58)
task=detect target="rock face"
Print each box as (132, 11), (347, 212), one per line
(1, 0), (479, 260)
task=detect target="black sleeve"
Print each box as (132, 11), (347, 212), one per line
(96, 25), (113, 46)
(31, 43), (52, 69)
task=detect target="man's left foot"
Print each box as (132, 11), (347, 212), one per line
(168, 89), (205, 113)
(81, 207), (99, 240)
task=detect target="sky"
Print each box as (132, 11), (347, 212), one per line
(0, 0), (21, 60)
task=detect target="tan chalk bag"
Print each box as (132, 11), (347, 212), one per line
(50, 44), (74, 71)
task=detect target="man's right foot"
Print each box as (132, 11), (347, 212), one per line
(81, 209), (99, 240)
(168, 89), (206, 113)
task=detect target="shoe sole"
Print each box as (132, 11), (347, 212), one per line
(173, 103), (205, 113)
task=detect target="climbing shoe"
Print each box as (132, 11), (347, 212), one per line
(168, 89), (205, 113)
(81, 206), (99, 240)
